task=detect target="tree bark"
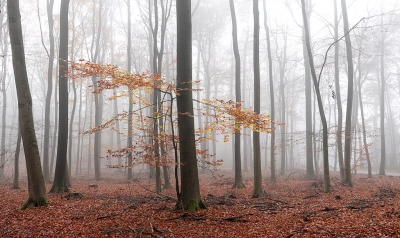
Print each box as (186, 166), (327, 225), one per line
(8, 0), (49, 208)
(176, 0), (205, 211)
(12, 122), (22, 189)
(333, 0), (344, 180)
(341, 0), (354, 186)
(263, 0), (275, 182)
(49, 0), (70, 193)
(301, 0), (331, 193)
(229, 0), (244, 189)
(252, 0), (262, 198)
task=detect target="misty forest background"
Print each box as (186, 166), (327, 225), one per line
(1, 0), (400, 193)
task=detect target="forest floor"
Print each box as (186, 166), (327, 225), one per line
(1, 169), (400, 237)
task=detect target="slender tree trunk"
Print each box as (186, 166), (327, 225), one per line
(127, 0), (133, 180)
(301, 0), (330, 193)
(50, 74), (58, 179)
(263, 0), (275, 182)
(252, 0), (262, 198)
(68, 1), (76, 178)
(42, 0), (55, 183)
(8, 0), (49, 208)
(75, 83), (82, 175)
(341, 0), (354, 186)
(379, 17), (386, 175)
(230, 0), (244, 189)
(333, 0), (344, 180)
(49, 0), (70, 193)
(12, 122), (22, 189)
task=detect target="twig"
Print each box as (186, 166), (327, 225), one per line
(97, 212), (121, 220)
(166, 213), (253, 222)
(264, 197), (288, 204)
(168, 228), (175, 238)
(136, 180), (177, 201)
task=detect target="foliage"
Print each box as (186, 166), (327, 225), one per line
(67, 60), (275, 170)
(3, 172), (400, 236)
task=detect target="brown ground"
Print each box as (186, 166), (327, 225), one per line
(1, 169), (399, 237)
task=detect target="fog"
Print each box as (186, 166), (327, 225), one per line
(1, 0), (400, 183)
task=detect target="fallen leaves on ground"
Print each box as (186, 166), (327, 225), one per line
(1, 170), (400, 237)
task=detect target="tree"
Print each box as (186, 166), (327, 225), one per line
(229, 0), (244, 189)
(127, 0), (133, 181)
(176, 0), (206, 211)
(12, 122), (22, 189)
(263, 0), (275, 182)
(252, 0), (262, 198)
(333, 0), (345, 181)
(40, 0), (55, 184)
(341, 0), (354, 186)
(8, 0), (48, 208)
(49, 0), (70, 193)
(301, 0), (330, 193)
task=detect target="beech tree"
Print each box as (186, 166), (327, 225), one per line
(301, 0), (330, 193)
(252, 0), (262, 198)
(341, 0), (354, 186)
(8, 0), (48, 208)
(176, 0), (206, 211)
(229, 0), (244, 189)
(49, 0), (70, 193)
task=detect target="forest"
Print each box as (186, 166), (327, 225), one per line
(1, 0), (400, 237)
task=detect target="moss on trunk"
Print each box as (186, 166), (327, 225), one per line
(187, 200), (207, 211)
(21, 197), (48, 210)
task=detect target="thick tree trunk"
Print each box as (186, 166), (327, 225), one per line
(301, 0), (331, 193)
(8, 0), (48, 208)
(176, 0), (205, 211)
(49, 0), (70, 193)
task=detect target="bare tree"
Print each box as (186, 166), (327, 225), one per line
(263, 0), (276, 182)
(301, 0), (331, 193)
(176, 0), (206, 211)
(8, 0), (48, 208)
(341, 0), (354, 186)
(252, 0), (262, 198)
(229, 0), (244, 189)
(49, 0), (70, 193)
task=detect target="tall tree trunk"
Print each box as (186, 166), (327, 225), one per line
(252, 0), (262, 198)
(176, 0), (205, 211)
(230, 0), (244, 189)
(49, 0), (70, 193)
(75, 83), (82, 175)
(8, 0), (49, 208)
(50, 74), (58, 179)
(1, 25), (8, 179)
(42, 0), (55, 183)
(341, 0), (354, 186)
(301, 0), (331, 193)
(12, 122), (22, 189)
(379, 16), (386, 175)
(263, 0), (275, 182)
(127, 0), (134, 180)
(333, 0), (344, 180)
(68, 0), (76, 178)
